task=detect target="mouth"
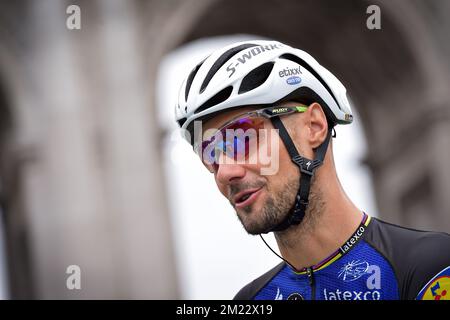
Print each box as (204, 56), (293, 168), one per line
(233, 187), (263, 209)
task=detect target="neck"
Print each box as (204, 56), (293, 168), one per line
(274, 162), (363, 271)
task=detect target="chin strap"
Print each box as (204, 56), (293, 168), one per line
(262, 116), (333, 233)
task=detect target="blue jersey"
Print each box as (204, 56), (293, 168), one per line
(234, 214), (450, 300)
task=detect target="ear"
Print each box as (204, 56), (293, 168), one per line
(307, 102), (329, 149)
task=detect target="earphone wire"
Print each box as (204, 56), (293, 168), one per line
(259, 234), (300, 273)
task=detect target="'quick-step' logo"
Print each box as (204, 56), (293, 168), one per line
(279, 67), (302, 85)
(286, 76), (301, 85)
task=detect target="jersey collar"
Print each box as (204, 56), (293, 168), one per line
(292, 212), (372, 275)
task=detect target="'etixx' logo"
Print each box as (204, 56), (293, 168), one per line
(278, 67), (302, 78)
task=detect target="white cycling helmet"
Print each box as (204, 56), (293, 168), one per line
(175, 39), (353, 143)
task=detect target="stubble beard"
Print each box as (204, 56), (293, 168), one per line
(235, 174), (324, 243)
(274, 174), (325, 249)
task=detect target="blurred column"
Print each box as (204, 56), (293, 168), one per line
(7, 0), (178, 298)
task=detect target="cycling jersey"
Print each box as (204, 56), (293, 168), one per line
(234, 213), (450, 300)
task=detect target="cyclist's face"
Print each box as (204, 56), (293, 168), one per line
(202, 103), (304, 234)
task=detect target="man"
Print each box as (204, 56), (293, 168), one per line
(175, 40), (450, 300)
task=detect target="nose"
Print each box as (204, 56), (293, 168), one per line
(215, 155), (246, 185)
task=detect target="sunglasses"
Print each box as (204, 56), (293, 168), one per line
(195, 105), (308, 173)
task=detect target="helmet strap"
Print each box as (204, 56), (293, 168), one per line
(262, 116), (332, 233)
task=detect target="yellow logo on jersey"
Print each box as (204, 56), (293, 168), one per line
(420, 276), (450, 300)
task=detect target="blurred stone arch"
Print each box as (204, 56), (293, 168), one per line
(158, 0), (450, 231)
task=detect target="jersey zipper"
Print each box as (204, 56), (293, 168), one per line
(306, 267), (316, 300)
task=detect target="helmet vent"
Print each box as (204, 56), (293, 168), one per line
(200, 43), (257, 94)
(195, 86), (233, 115)
(185, 60), (206, 101)
(279, 53), (340, 110)
(238, 62), (274, 94)
(177, 117), (187, 128)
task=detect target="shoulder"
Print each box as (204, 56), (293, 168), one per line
(365, 217), (450, 253)
(233, 262), (285, 300)
(364, 217), (450, 299)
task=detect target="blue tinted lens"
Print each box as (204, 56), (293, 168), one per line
(200, 115), (264, 172)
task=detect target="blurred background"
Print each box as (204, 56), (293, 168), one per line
(0, 0), (449, 299)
